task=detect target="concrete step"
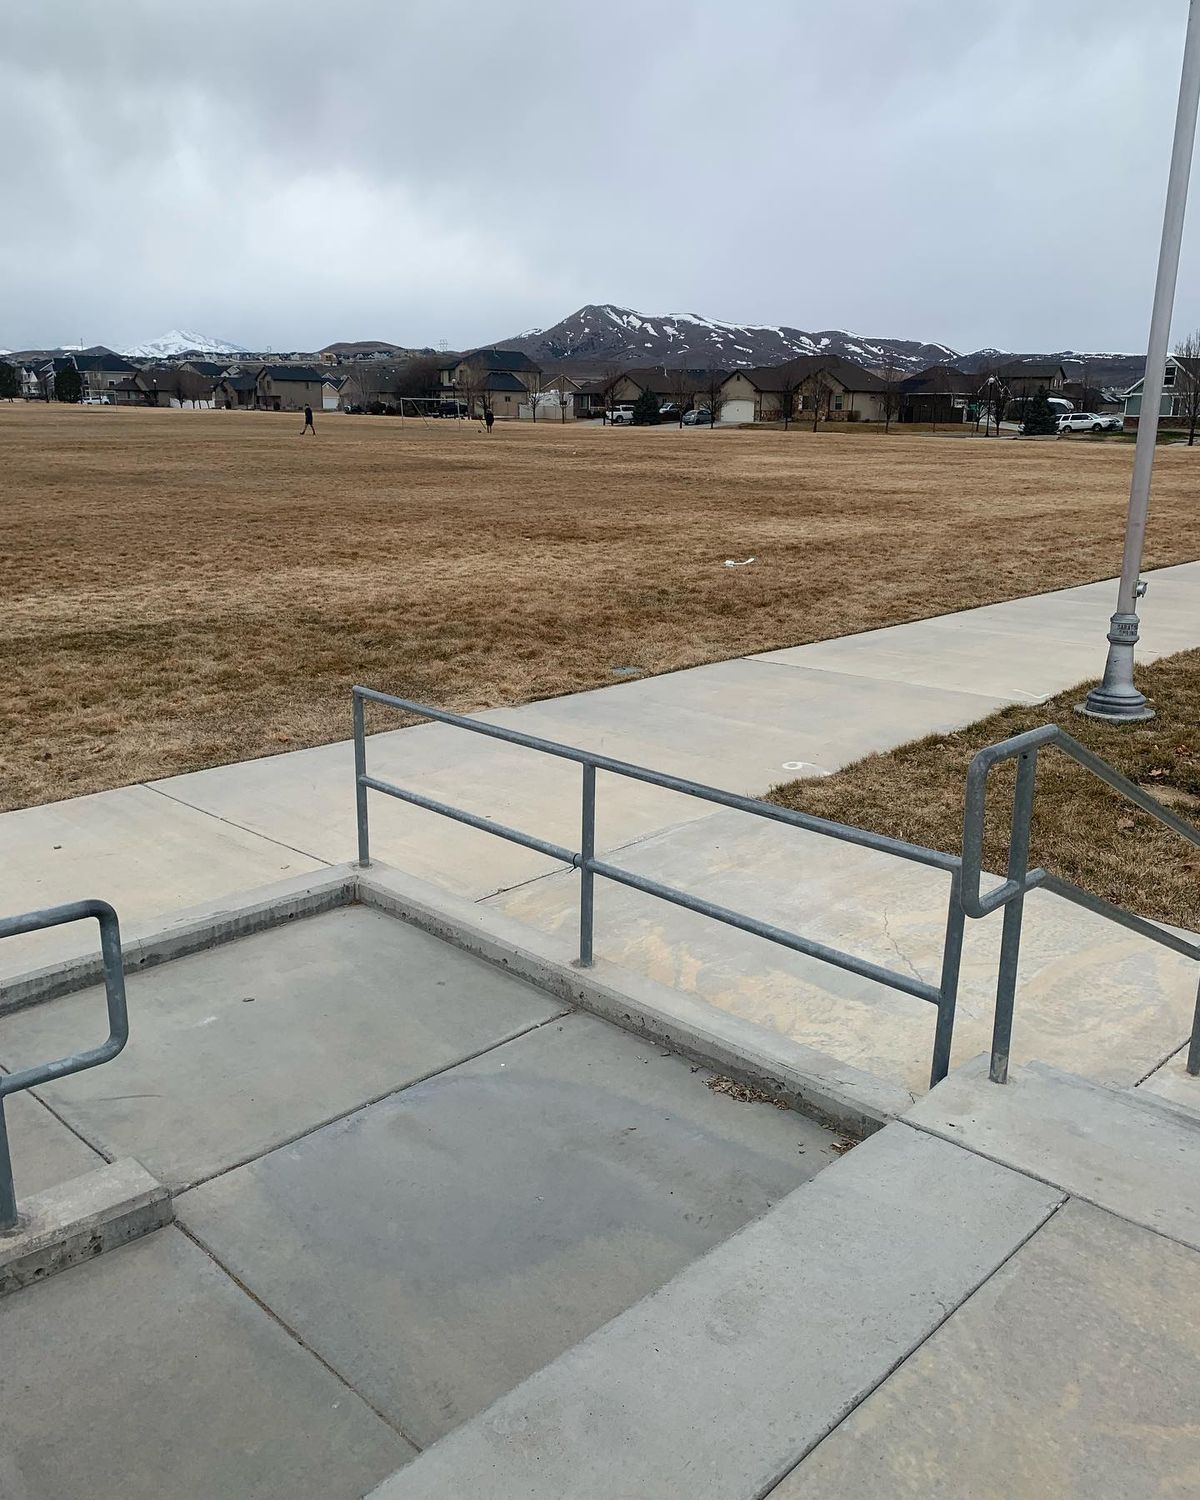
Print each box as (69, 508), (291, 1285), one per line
(364, 1123), (1060, 1500)
(1134, 1047), (1200, 1126)
(904, 1054), (1200, 1252)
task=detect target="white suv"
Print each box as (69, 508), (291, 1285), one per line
(608, 404), (636, 425)
(1058, 411), (1121, 433)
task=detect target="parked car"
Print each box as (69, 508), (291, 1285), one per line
(1057, 411), (1121, 433)
(82, 393), (113, 405)
(681, 407), (712, 426)
(658, 402), (681, 420)
(608, 404), (636, 425)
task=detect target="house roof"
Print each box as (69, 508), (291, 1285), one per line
(182, 360), (226, 377)
(221, 372), (258, 392)
(899, 365), (975, 395)
(730, 355), (884, 394)
(460, 347), (540, 374)
(481, 370), (528, 392)
(260, 364), (325, 382)
(72, 352), (136, 373)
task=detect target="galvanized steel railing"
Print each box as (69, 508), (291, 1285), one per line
(352, 688), (1200, 1094)
(961, 724), (1200, 1083)
(353, 687), (970, 1089)
(0, 900), (130, 1231)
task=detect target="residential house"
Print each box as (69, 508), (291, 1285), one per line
(1123, 355), (1200, 428)
(181, 359), (229, 382)
(716, 357), (886, 423)
(438, 347), (542, 417)
(134, 363), (215, 407)
(897, 366), (976, 424)
(216, 372), (258, 409)
(996, 363), (1066, 396)
(255, 364), (326, 412)
(574, 367), (718, 418)
(70, 348), (138, 398)
(322, 375), (344, 412)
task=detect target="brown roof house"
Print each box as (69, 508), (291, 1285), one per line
(716, 357), (886, 423)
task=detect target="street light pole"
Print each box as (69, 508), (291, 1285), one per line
(1080, 0), (1200, 721)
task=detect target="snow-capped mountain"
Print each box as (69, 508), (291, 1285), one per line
(122, 329), (248, 359)
(497, 305), (958, 372)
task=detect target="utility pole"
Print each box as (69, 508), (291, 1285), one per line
(1080, 0), (1200, 721)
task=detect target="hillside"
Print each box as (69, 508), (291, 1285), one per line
(496, 304), (957, 372)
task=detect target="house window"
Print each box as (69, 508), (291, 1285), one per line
(1164, 364), (1176, 387)
(833, 394), (844, 411)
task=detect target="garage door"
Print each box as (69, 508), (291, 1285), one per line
(720, 399), (755, 424)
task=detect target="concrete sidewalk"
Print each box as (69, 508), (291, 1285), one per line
(4, 561), (1197, 987)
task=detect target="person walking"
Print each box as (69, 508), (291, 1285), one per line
(484, 406), (494, 435)
(301, 404), (316, 435)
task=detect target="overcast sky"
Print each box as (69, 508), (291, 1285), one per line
(2, 1), (1196, 355)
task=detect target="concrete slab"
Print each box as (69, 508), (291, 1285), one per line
(489, 808), (1198, 1093)
(1137, 1048), (1200, 1121)
(0, 784), (324, 980)
(0, 1226), (414, 1499)
(0, 1157), (171, 1296)
(359, 863), (914, 1135)
(2, 1090), (102, 1199)
(905, 1056), (1200, 1251)
(0, 906), (565, 1188)
(149, 719), (706, 898)
(770, 1200), (1200, 1499)
(179, 1011), (840, 1448)
(366, 1126), (1061, 1500)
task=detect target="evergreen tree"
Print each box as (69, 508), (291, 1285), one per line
(55, 364), (83, 403)
(0, 361), (19, 401)
(1022, 386), (1057, 435)
(631, 385), (660, 425)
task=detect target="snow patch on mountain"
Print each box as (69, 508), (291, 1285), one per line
(123, 329), (248, 358)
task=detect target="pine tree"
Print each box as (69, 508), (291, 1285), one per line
(55, 364), (83, 403)
(1022, 386), (1057, 435)
(0, 362), (19, 401)
(631, 386), (660, 426)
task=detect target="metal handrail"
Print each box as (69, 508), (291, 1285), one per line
(961, 724), (1200, 1083)
(0, 899), (130, 1231)
(352, 687), (967, 1089)
(352, 689), (1200, 1096)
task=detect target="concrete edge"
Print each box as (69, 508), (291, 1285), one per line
(0, 1157), (173, 1296)
(354, 863), (910, 1138)
(0, 865), (357, 1015)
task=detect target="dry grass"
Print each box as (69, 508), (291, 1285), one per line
(770, 648), (1200, 930)
(3, 403), (1198, 812)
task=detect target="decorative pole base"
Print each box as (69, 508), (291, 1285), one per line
(1076, 611), (1156, 722)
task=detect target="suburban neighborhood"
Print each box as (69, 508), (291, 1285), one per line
(0, 324), (1178, 431)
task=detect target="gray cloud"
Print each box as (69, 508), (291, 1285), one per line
(1, 0), (1194, 354)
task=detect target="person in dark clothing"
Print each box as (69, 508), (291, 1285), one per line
(301, 404), (315, 435)
(484, 406), (494, 434)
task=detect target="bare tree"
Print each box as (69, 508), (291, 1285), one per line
(394, 355), (441, 402)
(980, 371), (1008, 436)
(774, 364), (801, 430)
(877, 364), (903, 433)
(1173, 332), (1200, 445)
(456, 359), (487, 421)
(597, 364), (624, 423)
(524, 365), (543, 421)
(701, 369), (725, 428)
(801, 366), (832, 432)
(666, 366), (700, 427)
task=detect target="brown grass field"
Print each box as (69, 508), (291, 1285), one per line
(771, 648), (1200, 930)
(2, 402), (1197, 815)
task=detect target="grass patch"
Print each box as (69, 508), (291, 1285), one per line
(769, 648), (1200, 931)
(3, 403), (1198, 811)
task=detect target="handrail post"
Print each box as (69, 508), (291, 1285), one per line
(0, 1098), (17, 1233)
(353, 690), (370, 868)
(930, 872), (966, 1087)
(578, 763), (596, 967)
(1187, 977), (1200, 1076)
(990, 749), (1037, 1083)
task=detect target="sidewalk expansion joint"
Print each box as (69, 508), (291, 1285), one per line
(143, 782), (333, 866)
